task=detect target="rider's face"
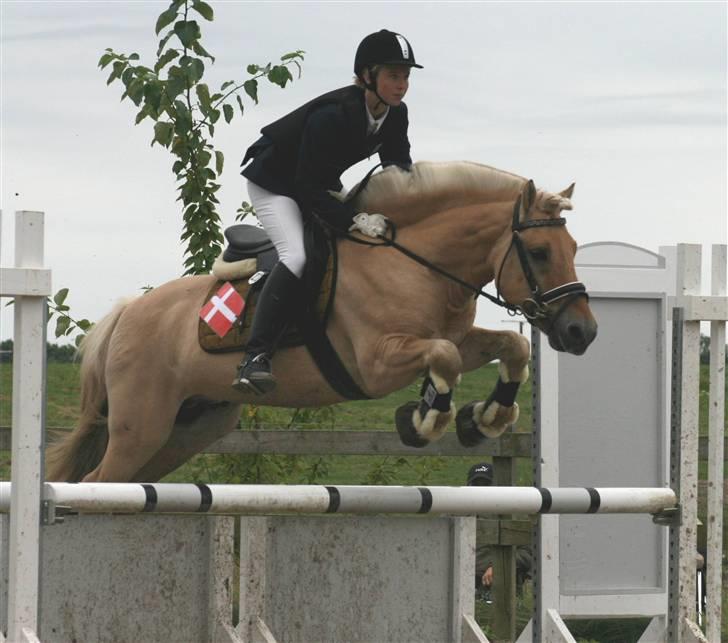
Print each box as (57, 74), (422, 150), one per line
(374, 65), (410, 105)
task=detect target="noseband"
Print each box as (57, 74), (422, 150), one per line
(495, 195), (588, 330)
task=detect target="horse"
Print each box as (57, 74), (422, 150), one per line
(47, 161), (597, 483)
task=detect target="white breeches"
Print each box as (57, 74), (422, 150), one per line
(247, 180), (306, 278)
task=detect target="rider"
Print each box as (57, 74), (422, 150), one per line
(233, 29), (423, 394)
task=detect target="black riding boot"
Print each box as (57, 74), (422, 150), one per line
(232, 262), (301, 394)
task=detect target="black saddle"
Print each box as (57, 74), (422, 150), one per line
(222, 224), (278, 274)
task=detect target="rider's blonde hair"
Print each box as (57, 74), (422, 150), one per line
(353, 65), (381, 88)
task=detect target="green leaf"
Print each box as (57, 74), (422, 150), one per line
(153, 121), (174, 147)
(127, 78), (145, 106)
(247, 64), (259, 75)
(143, 80), (163, 111)
(135, 105), (151, 124)
(280, 50), (305, 61)
(154, 49), (179, 73)
(223, 103), (234, 124)
(174, 20), (201, 49)
(221, 80), (234, 91)
(243, 79), (258, 104)
(156, 30), (175, 57)
(267, 65), (293, 88)
(128, 53), (140, 61)
(121, 66), (135, 87)
(215, 150), (224, 175)
(192, 0), (214, 20)
(53, 288), (69, 306)
(172, 160), (186, 174)
(155, 6), (178, 35)
(191, 40), (215, 62)
(77, 319), (93, 332)
(198, 150), (212, 167)
(165, 72), (186, 100)
(98, 52), (115, 69)
(106, 60), (126, 86)
(173, 101), (193, 135)
(74, 335), (85, 348)
(187, 57), (205, 84)
(236, 95), (245, 116)
(196, 82), (211, 110)
(55, 316), (71, 338)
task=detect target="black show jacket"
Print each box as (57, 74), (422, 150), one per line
(241, 85), (412, 231)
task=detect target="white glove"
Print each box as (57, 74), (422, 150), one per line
(349, 212), (388, 238)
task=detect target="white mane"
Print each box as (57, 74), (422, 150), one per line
(353, 160), (527, 210)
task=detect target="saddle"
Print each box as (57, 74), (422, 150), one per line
(199, 224), (335, 352)
(199, 223), (369, 400)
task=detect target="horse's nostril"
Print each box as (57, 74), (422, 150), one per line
(567, 322), (585, 342)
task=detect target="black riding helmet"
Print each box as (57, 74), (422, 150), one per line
(354, 30), (422, 107)
(354, 29), (423, 78)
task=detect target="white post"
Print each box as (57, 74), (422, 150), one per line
(675, 244), (701, 640)
(705, 244), (726, 643)
(535, 336), (561, 642)
(5, 211), (48, 642)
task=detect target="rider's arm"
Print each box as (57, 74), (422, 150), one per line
(294, 104), (357, 232)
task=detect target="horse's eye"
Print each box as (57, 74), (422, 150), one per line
(529, 247), (549, 262)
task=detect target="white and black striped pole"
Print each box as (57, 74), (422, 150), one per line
(0, 482), (676, 517)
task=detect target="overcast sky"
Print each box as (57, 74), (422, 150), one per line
(1, 1), (726, 344)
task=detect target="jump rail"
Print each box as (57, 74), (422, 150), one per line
(0, 482), (677, 517)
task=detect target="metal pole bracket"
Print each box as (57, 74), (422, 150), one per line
(652, 505), (680, 527)
(41, 500), (73, 526)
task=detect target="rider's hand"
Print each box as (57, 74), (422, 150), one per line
(349, 212), (388, 238)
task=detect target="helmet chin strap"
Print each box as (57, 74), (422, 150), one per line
(363, 68), (392, 111)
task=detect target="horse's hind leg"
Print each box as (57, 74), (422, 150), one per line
(455, 327), (530, 446)
(131, 400), (244, 482)
(364, 335), (463, 448)
(82, 383), (180, 483)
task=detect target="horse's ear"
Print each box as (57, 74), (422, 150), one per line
(560, 183), (575, 199)
(519, 180), (537, 220)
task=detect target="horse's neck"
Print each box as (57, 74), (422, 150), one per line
(383, 189), (519, 227)
(402, 200), (513, 291)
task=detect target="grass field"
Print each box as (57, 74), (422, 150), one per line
(0, 360), (725, 642)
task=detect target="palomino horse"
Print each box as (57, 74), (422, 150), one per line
(47, 161), (597, 483)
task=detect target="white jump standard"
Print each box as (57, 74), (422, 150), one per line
(0, 483), (678, 517)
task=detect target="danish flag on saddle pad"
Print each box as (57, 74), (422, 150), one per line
(199, 282), (245, 338)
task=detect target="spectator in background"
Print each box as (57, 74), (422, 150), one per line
(468, 462), (532, 603)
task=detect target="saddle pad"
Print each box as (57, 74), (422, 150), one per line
(198, 253), (335, 354)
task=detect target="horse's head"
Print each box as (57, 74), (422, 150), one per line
(494, 180), (597, 355)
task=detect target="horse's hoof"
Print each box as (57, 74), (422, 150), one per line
(456, 402), (487, 447)
(395, 401), (430, 448)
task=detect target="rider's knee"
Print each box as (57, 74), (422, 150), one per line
(280, 254), (306, 278)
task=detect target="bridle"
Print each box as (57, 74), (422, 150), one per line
(315, 187), (589, 331)
(494, 195), (588, 331)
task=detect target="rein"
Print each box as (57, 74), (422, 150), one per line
(314, 188), (588, 326)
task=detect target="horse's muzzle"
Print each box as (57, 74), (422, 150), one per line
(548, 314), (598, 355)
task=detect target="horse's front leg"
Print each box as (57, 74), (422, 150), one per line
(362, 335), (463, 448)
(455, 327), (530, 446)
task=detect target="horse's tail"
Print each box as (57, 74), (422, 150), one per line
(46, 298), (132, 481)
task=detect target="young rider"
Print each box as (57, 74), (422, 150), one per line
(233, 29), (423, 394)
